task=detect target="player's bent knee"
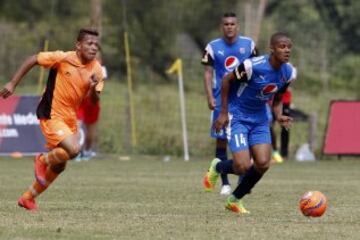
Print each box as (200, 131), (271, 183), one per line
(255, 161), (270, 174)
(233, 161), (251, 175)
(66, 145), (81, 159)
(50, 163), (67, 174)
(59, 135), (82, 159)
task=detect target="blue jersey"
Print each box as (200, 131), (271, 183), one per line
(201, 36), (256, 109)
(229, 55), (296, 124)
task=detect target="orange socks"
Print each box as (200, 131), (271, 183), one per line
(22, 168), (60, 200)
(22, 148), (70, 200)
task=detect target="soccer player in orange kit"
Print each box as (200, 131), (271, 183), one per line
(0, 28), (104, 211)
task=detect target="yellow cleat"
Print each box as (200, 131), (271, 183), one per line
(225, 195), (250, 214)
(203, 158), (220, 192)
(272, 151), (284, 163)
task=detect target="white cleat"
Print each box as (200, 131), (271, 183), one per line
(220, 185), (231, 196)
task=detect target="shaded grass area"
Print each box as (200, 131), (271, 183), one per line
(0, 155), (359, 240)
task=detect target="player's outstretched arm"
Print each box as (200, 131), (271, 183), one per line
(0, 55), (38, 99)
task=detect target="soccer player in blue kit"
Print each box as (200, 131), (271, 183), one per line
(201, 12), (257, 195)
(203, 32), (296, 214)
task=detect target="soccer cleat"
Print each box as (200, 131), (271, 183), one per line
(220, 184), (232, 196)
(18, 196), (38, 211)
(225, 195), (250, 214)
(203, 158), (221, 192)
(34, 154), (47, 186)
(272, 151), (284, 163)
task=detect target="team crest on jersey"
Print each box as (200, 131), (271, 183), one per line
(224, 56), (239, 72)
(257, 83), (278, 99)
(239, 47), (245, 54)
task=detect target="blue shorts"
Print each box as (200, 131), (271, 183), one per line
(210, 108), (227, 140)
(227, 119), (271, 153)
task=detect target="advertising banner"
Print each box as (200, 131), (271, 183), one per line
(323, 101), (360, 156)
(0, 95), (46, 156)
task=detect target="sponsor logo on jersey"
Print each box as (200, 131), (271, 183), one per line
(258, 83), (278, 99)
(224, 56), (239, 72)
(239, 47), (245, 54)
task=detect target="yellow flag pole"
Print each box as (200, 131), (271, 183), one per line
(167, 59), (189, 161)
(124, 31), (137, 148)
(37, 39), (49, 94)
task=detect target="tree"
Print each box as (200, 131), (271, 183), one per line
(314, 0), (360, 53)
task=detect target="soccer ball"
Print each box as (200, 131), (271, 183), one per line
(299, 191), (327, 217)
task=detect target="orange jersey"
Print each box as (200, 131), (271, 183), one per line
(36, 51), (104, 121)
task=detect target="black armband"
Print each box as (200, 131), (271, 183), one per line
(233, 63), (248, 82)
(274, 83), (290, 101)
(278, 83), (290, 94)
(201, 51), (214, 66)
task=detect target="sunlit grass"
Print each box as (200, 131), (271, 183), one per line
(0, 155), (359, 240)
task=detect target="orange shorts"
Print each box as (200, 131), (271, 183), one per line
(40, 117), (78, 149)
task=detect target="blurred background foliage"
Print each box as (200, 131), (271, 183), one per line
(0, 0), (359, 157)
(0, 0), (359, 91)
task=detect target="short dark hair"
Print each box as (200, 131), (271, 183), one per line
(223, 12), (237, 18)
(77, 28), (99, 41)
(270, 32), (290, 45)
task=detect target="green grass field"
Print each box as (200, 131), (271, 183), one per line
(0, 155), (359, 240)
